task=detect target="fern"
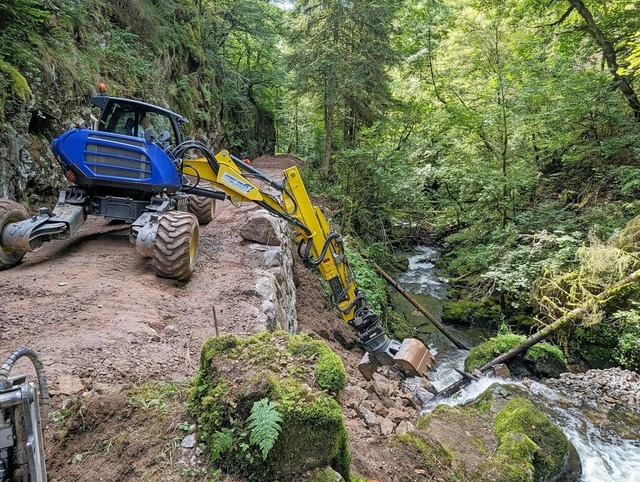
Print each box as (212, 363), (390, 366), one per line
(247, 398), (283, 460)
(210, 428), (234, 462)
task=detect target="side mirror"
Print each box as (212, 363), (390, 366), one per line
(158, 130), (171, 143)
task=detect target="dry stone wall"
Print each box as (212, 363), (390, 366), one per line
(239, 209), (297, 334)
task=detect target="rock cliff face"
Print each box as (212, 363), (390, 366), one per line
(0, 1), (276, 204)
(0, 96), (77, 202)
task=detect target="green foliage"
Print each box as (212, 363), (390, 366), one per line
(247, 398), (283, 460)
(129, 381), (181, 414)
(209, 428), (235, 462)
(572, 323), (618, 368)
(610, 308), (640, 370)
(343, 243), (387, 314)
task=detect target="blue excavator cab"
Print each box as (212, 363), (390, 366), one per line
(51, 95), (189, 195)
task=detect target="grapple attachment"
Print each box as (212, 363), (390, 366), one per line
(358, 338), (435, 381)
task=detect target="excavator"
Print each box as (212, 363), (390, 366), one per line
(0, 89), (434, 480)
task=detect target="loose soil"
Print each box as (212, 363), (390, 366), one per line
(0, 155), (427, 481)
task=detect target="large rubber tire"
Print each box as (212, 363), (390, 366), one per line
(189, 195), (215, 225)
(189, 190), (216, 225)
(153, 211), (199, 281)
(0, 199), (28, 270)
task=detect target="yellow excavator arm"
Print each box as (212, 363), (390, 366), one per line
(181, 148), (434, 380)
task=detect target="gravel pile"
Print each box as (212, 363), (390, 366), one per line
(546, 367), (640, 414)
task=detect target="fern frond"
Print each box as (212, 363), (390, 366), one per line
(210, 428), (234, 461)
(247, 398), (283, 460)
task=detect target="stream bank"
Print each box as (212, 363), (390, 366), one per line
(394, 245), (640, 482)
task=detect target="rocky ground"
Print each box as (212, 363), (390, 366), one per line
(545, 367), (640, 416)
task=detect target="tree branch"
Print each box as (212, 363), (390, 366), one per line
(536, 6), (574, 28)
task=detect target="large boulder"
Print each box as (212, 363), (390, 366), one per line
(465, 334), (568, 379)
(189, 331), (350, 481)
(416, 386), (580, 482)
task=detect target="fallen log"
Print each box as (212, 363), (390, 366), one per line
(433, 267), (640, 401)
(372, 261), (469, 350)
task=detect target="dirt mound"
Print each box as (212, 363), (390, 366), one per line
(250, 154), (303, 170)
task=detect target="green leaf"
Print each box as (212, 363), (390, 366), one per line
(247, 398), (283, 460)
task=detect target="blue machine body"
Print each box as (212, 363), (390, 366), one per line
(52, 128), (182, 194)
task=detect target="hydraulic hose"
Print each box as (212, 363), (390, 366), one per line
(0, 348), (50, 420)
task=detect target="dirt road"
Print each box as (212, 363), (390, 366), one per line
(0, 155), (421, 481)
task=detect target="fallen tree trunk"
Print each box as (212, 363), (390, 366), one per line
(372, 262), (469, 350)
(434, 267), (640, 400)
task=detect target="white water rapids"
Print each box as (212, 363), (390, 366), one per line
(397, 246), (640, 482)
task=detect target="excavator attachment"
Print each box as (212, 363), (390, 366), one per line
(358, 338), (435, 381)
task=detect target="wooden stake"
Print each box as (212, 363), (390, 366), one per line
(212, 305), (219, 336)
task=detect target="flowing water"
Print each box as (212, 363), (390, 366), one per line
(394, 246), (640, 482)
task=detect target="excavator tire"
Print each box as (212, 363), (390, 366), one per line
(153, 211), (199, 281)
(188, 194), (215, 225)
(0, 199), (28, 270)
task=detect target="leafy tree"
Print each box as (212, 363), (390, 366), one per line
(286, 0), (397, 175)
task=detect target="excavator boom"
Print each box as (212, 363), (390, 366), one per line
(181, 147), (434, 379)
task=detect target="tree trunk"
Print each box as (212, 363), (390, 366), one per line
(567, 0), (640, 121)
(322, 101), (333, 177)
(372, 262), (470, 350)
(434, 266), (640, 400)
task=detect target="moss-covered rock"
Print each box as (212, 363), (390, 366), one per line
(465, 335), (567, 379)
(417, 386), (578, 482)
(0, 58), (31, 120)
(523, 344), (568, 378)
(190, 331), (350, 481)
(442, 298), (503, 327)
(465, 334), (525, 372)
(494, 398), (571, 482)
(572, 324), (618, 369)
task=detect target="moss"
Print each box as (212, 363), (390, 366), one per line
(287, 333), (347, 394)
(190, 331), (351, 481)
(314, 344), (347, 394)
(394, 433), (454, 476)
(474, 432), (537, 482)
(0, 58), (32, 120)
(572, 325), (617, 368)
(442, 298), (502, 327)
(465, 334), (526, 372)
(523, 344), (567, 378)
(494, 398), (570, 481)
(465, 335), (567, 378)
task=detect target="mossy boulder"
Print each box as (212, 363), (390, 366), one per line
(522, 344), (568, 378)
(190, 331), (350, 481)
(465, 334), (567, 379)
(571, 324), (618, 369)
(417, 386), (578, 482)
(494, 398), (572, 481)
(442, 298), (502, 328)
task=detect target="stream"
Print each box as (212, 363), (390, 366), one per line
(394, 246), (640, 482)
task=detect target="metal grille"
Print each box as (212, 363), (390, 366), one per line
(85, 136), (151, 180)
